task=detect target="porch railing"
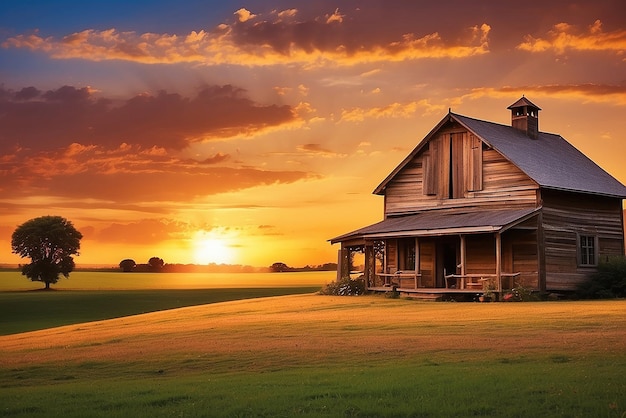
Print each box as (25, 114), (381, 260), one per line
(444, 273), (521, 292)
(375, 271), (421, 289)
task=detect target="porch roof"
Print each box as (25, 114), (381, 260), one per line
(329, 207), (539, 244)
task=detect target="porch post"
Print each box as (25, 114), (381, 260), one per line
(459, 234), (467, 289)
(336, 249), (342, 280)
(414, 237), (420, 288)
(338, 247), (351, 280)
(495, 232), (502, 291)
(364, 244), (374, 288)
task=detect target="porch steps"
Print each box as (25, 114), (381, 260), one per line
(399, 292), (443, 301)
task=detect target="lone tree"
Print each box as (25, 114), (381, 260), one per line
(119, 259), (136, 272)
(11, 215), (83, 290)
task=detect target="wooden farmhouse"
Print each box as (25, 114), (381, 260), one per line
(330, 97), (626, 299)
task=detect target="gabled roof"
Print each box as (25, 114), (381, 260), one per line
(329, 208), (540, 244)
(374, 112), (626, 198)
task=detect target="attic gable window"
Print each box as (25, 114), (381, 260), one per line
(422, 132), (483, 197)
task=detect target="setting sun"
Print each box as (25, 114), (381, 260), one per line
(193, 233), (235, 265)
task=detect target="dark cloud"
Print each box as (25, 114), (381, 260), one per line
(201, 153), (230, 164)
(228, 1), (626, 55)
(15, 86), (41, 101)
(0, 84), (295, 153)
(42, 85), (91, 102)
(0, 82), (314, 206)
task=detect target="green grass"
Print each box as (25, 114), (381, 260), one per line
(1, 356), (624, 417)
(1, 297), (625, 417)
(0, 287), (320, 335)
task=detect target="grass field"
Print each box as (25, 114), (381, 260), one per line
(0, 270), (334, 291)
(0, 270), (330, 335)
(0, 288), (321, 335)
(1, 295), (625, 417)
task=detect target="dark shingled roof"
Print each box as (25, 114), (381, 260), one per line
(453, 113), (626, 198)
(374, 111), (626, 198)
(330, 208), (539, 244)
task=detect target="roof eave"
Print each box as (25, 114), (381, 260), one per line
(541, 185), (626, 199)
(364, 225), (502, 239)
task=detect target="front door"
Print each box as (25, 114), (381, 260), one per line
(398, 238), (416, 271)
(437, 238), (459, 287)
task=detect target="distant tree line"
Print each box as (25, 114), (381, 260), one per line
(119, 258), (271, 273)
(269, 262), (337, 272)
(119, 259), (337, 273)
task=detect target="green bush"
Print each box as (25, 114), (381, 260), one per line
(319, 276), (365, 296)
(503, 282), (535, 301)
(577, 256), (626, 299)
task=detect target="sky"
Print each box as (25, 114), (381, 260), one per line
(1, 0), (625, 268)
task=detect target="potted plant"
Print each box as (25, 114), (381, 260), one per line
(479, 279), (496, 302)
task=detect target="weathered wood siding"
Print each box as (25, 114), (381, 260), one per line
(385, 239), (398, 272)
(463, 231), (538, 290)
(465, 235), (496, 275)
(506, 229), (539, 289)
(542, 190), (624, 290)
(384, 127), (539, 216)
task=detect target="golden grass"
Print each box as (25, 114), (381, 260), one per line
(2, 295), (625, 372)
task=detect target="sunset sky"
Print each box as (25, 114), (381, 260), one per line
(1, 0), (625, 268)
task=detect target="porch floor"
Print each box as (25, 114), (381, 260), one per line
(368, 286), (491, 294)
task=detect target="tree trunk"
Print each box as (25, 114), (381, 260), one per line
(45, 281), (50, 290)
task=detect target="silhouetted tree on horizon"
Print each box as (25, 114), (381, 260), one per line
(270, 262), (289, 272)
(148, 257), (164, 271)
(119, 259), (137, 272)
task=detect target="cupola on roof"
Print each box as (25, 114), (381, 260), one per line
(507, 96), (541, 139)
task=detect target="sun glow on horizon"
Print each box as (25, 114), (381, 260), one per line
(192, 231), (235, 265)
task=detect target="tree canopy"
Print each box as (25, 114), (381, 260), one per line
(119, 259), (137, 272)
(11, 215), (83, 289)
(148, 257), (164, 271)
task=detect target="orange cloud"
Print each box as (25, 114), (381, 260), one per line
(96, 218), (190, 244)
(339, 99), (445, 122)
(463, 84), (626, 106)
(517, 20), (626, 54)
(234, 8), (257, 23)
(0, 141), (317, 204)
(296, 143), (346, 158)
(3, 9), (490, 66)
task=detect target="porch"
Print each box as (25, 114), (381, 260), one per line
(367, 272), (521, 300)
(332, 208), (541, 299)
(367, 286), (489, 301)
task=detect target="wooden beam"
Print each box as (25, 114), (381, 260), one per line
(460, 234), (466, 289)
(537, 211), (547, 292)
(495, 232), (502, 291)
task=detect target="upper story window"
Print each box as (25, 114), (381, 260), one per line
(578, 234), (598, 267)
(422, 132), (483, 198)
